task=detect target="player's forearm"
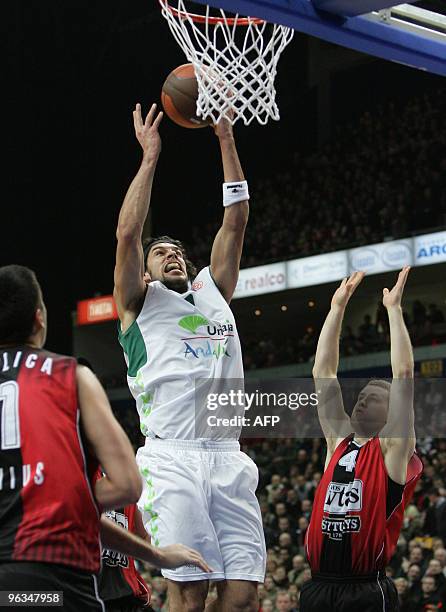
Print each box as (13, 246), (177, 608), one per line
(94, 475), (141, 511)
(218, 133), (245, 182)
(313, 305), (344, 377)
(100, 517), (162, 566)
(116, 160), (158, 239)
(387, 306), (414, 378)
(218, 136), (249, 230)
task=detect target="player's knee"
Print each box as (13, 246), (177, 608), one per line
(227, 592), (258, 612)
(181, 599), (206, 612)
(180, 587), (208, 612)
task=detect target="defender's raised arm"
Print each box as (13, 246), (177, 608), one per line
(313, 272), (364, 461)
(380, 266), (416, 484)
(210, 120), (249, 303)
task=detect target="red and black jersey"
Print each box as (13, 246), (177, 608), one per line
(96, 473), (150, 605)
(305, 435), (422, 575)
(0, 346), (101, 573)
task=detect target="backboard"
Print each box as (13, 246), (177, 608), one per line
(190, 0), (446, 76)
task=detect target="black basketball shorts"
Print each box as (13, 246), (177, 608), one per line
(0, 561), (104, 612)
(300, 572), (399, 612)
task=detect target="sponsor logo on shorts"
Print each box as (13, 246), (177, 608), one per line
(323, 479), (363, 514)
(321, 516), (361, 540)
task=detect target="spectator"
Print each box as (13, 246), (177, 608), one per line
(425, 559), (446, 598)
(267, 476), (285, 504)
(433, 548), (446, 574)
(296, 517), (309, 552)
(409, 546), (428, 573)
(273, 566), (289, 589)
(260, 598), (274, 612)
(288, 555), (306, 585)
(264, 574), (278, 600)
(425, 488), (446, 541)
(296, 568), (312, 589)
(406, 563), (423, 601)
(278, 517), (293, 535)
(301, 499), (312, 521)
(394, 577), (411, 611)
(408, 575), (445, 611)
(278, 532), (298, 555)
(275, 590), (297, 612)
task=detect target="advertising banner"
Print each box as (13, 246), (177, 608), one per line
(348, 239), (413, 275)
(414, 231), (446, 267)
(77, 296), (118, 325)
(287, 251), (348, 289)
(233, 262), (287, 299)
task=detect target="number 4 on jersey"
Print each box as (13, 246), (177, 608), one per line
(338, 450), (359, 473)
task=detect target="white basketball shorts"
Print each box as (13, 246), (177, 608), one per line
(136, 438), (266, 582)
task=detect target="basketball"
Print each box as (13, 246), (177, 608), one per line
(161, 63), (211, 129)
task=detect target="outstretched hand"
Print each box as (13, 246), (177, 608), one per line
(331, 271), (365, 309)
(133, 103), (163, 163)
(157, 544), (212, 573)
(383, 266), (410, 310)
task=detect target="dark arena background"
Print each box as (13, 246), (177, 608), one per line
(4, 0), (446, 610)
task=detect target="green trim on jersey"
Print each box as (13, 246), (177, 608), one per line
(118, 320), (147, 378)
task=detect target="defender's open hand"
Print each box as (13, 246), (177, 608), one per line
(157, 544), (212, 572)
(331, 271), (365, 310)
(383, 266), (410, 310)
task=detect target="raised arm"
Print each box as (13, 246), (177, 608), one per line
(380, 267), (416, 484)
(210, 120), (249, 303)
(313, 272), (364, 462)
(114, 103), (163, 332)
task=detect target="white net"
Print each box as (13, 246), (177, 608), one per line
(158, 1), (294, 126)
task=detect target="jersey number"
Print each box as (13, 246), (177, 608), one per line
(338, 450), (359, 473)
(0, 381), (20, 450)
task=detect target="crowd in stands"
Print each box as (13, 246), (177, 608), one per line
(242, 299), (446, 370)
(187, 87), (446, 272)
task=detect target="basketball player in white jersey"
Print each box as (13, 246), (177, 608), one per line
(113, 103), (265, 612)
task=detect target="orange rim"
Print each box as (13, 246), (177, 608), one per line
(159, 0), (264, 25)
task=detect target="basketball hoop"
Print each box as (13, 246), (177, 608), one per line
(158, 1), (294, 126)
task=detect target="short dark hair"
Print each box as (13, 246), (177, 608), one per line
(0, 265), (42, 344)
(368, 380), (392, 392)
(142, 235), (197, 280)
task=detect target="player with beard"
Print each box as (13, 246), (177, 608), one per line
(302, 268), (423, 612)
(113, 104), (265, 612)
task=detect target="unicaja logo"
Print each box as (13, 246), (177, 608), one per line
(178, 315), (209, 334)
(178, 315), (233, 359)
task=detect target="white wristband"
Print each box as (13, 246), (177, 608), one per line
(223, 180), (249, 207)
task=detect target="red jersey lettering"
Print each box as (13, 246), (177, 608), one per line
(0, 347), (101, 573)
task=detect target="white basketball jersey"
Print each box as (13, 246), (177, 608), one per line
(118, 267), (244, 440)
